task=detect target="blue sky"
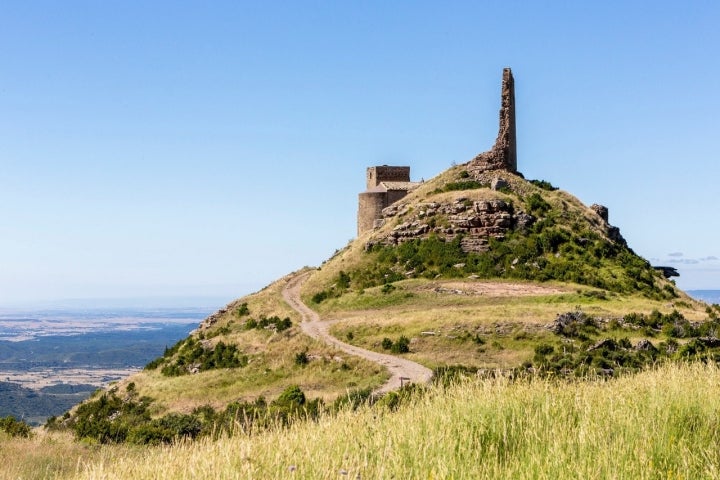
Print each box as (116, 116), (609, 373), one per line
(1, 1), (718, 306)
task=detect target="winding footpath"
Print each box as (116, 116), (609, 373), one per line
(282, 271), (433, 394)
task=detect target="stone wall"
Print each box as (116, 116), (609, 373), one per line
(358, 166), (416, 236)
(468, 68), (517, 175)
(366, 166), (411, 189)
(358, 191), (388, 235)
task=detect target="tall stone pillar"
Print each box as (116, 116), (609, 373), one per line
(468, 67), (518, 174)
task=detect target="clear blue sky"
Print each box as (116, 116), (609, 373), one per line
(1, 1), (718, 306)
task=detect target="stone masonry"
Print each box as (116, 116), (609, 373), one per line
(467, 68), (517, 175)
(357, 68), (517, 237)
(357, 166), (420, 235)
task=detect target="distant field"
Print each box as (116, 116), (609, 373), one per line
(0, 308), (206, 424)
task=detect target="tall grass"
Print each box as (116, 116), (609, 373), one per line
(73, 362), (720, 479)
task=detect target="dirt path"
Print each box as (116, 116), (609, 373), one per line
(282, 271), (433, 394)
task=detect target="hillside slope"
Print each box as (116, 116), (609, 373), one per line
(54, 158), (717, 444)
(55, 66), (717, 435)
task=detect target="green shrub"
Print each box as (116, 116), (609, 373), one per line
(294, 351), (309, 366)
(160, 339), (248, 377)
(235, 302), (250, 316)
(526, 193), (551, 216)
(244, 315), (292, 332)
(0, 416), (33, 438)
(529, 179), (558, 191)
(337, 271), (351, 289)
(276, 385), (306, 406)
(391, 336), (411, 354)
(331, 388), (372, 411)
(535, 344), (555, 356)
(311, 291), (330, 303)
(381, 338), (394, 350)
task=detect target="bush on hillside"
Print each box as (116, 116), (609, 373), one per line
(529, 179), (558, 191)
(62, 383), (326, 445)
(153, 338), (248, 377)
(0, 416), (33, 438)
(245, 315), (292, 332)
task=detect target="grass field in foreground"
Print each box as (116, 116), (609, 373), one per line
(36, 362), (716, 479)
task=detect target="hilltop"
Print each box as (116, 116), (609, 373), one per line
(44, 69), (718, 447)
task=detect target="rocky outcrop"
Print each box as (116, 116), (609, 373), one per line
(590, 203), (627, 246)
(367, 197), (534, 253)
(467, 68), (517, 175)
(635, 339), (657, 351)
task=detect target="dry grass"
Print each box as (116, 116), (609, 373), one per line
(130, 332), (387, 415)
(110, 268), (388, 415)
(307, 277), (707, 369)
(0, 431), (110, 480)
(62, 362), (720, 479)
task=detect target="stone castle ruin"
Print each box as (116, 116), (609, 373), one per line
(468, 67), (517, 175)
(357, 68), (518, 236)
(357, 166), (421, 235)
(353, 68), (652, 273)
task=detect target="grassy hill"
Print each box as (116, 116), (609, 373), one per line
(106, 272), (388, 416)
(47, 162), (715, 441)
(5, 160), (720, 477)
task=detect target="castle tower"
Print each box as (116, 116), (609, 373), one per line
(357, 166), (419, 236)
(468, 67), (517, 174)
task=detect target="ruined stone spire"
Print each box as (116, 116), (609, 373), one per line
(468, 67), (517, 174)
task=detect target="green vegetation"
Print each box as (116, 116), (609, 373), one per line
(525, 192), (551, 216)
(244, 315), (292, 331)
(235, 302), (250, 316)
(314, 230), (672, 301)
(503, 307), (720, 378)
(56, 383), (325, 445)
(529, 179), (558, 191)
(311, 271), (352, 304)
(144, 337), (248, 376)
(381, 335), (411, 354)
(0, 416), (33, 438)
(441, 180), (485, 191)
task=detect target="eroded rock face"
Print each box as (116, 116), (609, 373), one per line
(590, 204), (609, 223)
(367, 197), (534, 253)
(590, 203), (627, 246)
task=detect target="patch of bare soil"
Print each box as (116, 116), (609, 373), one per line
(424, 281), (569, 297)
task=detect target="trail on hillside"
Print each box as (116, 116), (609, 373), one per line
(282, 271), (433, 394)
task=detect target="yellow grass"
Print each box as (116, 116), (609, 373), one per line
(310, 278), (707, 369)
(56, 362), (720, 479)
(109, 269), (387, 415)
